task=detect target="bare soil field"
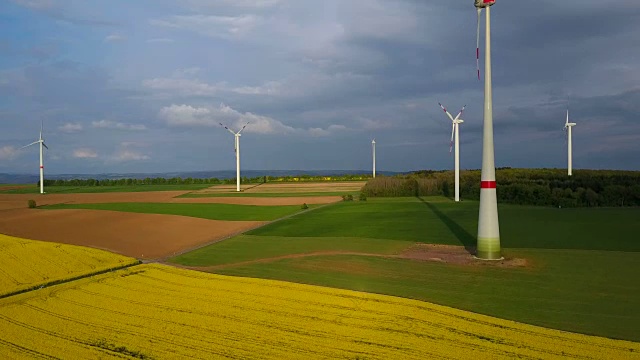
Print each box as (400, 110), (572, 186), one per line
(193, 181), (366, 194)
(0, 208), (265, 259)
(0, 191), (340, 210)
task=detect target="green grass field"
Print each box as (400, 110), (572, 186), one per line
(0, 184), (212, 194)
(172, 235), (412, 266)
(42, 202), (307, 221)
(214, 249), (640, 342)
(170, 196), (640, 341)
(247, 197), (640, 252)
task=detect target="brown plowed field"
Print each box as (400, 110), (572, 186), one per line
(0, 208), (265, 259)
(0, 191), (340, 210)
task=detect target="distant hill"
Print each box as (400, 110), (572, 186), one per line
(0, 170), (403, 184)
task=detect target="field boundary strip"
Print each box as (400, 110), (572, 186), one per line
(0, 261), (141, 300)
(158, 201), (341, 263)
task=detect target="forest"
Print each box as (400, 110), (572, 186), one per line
(361, 168), (640, 207)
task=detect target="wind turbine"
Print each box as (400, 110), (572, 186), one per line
(475, 0), (502, 260)
(564, 109), (577, 176)
(371, 139), (376, 178)
(438, 103), (466, 202)
(21, 121), (49, 194)
(220, 122), (249, 192)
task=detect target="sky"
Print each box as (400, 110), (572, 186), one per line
(1, 0), (639, 175)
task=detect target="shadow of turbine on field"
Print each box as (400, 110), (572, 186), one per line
(417, 197), (476, 256)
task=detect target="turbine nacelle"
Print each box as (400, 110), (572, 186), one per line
(474, 0), (496, 8)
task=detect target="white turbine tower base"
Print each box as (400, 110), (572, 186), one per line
(475, 0), (502, 260)
(564, 110), (577, 176)
(220, 122), (249, 192)
(438, 103), (466, 202)
(372, 139), (376, 178)
(21, 121), (49, 194)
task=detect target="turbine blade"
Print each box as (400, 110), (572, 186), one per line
(42, 142), (49, 150)
(449, 123), (455, 154)
(40, 120), (43, 139)
(476, 8), (482, 81)
(438, 102), (455, 121)
(454, 105), (467, 121)
(220, 122), (236, 135)
(237, 122), (250, 134)
(20, 141), (39, 149)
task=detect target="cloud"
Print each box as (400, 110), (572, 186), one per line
(0, 146), (18, 160)
(146, 38), (174, 44)
(92, 120), (147, 131)
(59, 122), (83, 133)
(72, 148), (98, 158)
(158, 103), (341, 136)
(160, 103), (296, 134)
(104, 34), (126, 42)
(113, 150), (150, 161)
(142, 77), (220, 97)
(150, 14), (260, 39)
(181, 0), (282, 9)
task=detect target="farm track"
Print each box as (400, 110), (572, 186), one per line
(176, 243), (529, 272)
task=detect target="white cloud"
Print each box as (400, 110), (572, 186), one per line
(143, 77), (220, 97)
(150, 14), (260, 39)
(159, 103), (344, 136)
(92, 120), (147, 131)
(114, 150), (150, 161)
(357, 117), (392, 130)
(104, 34), (126, 42)
(146, 38), (174, 43)
(182, 0), (281, 9)
(159, 103), (295, 134)
(73, 148), (98, 158)
(59, 122), (83, 133)
(0, 146), (18, 160)
(232, 81), (282, 95)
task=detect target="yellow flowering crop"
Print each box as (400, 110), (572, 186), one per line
(1, 264), (638, 359)
(0, 234), (137, 297)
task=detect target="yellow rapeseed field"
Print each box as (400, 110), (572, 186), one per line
(0, 233), (137, 297)
(1, 264), (638, 359)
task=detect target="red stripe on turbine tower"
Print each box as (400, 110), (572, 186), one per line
(480, 181), (496, 189)
(40, 166), (44, 169)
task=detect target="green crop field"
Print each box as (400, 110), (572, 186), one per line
(171, 196), (640, 341)
(42, 202), (308, 221)
(172, 235), (412, 266)
(248, 197), (640, 252)
(0, 184), (212, 194)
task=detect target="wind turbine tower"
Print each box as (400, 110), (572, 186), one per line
(220, 122), (249, 192)
(475, 0), (502, 260)
(564, 110), (577, 176)
(372, 139), (376, 178)
(438, 103), (466, 202)
(21, 121), (49, 194)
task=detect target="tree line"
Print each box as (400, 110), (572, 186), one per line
(361, 168), (640, 207)
(39, 174), (371, 187)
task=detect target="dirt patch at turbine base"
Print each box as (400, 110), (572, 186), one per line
(401, 244), (528, 268)
(0, 208), (265, 260)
